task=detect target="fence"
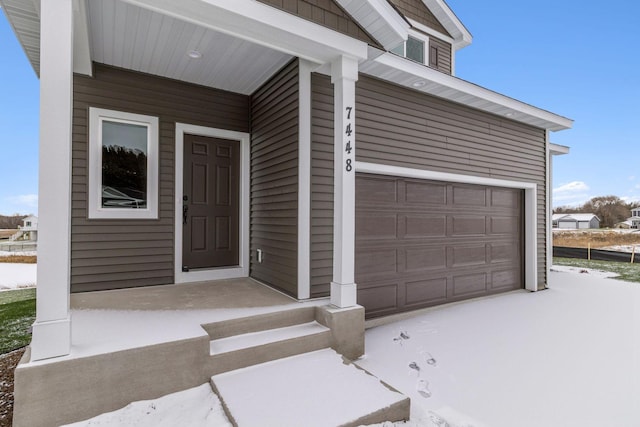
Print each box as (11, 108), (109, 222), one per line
(0, 242), (37, 252)
(553, 246), (639, 264)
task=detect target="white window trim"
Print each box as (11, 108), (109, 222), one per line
(88, 107), (159, 219)
(356, 161), (539, 292)
(174, 124), (250, 284)
(390, 30), (430, 66)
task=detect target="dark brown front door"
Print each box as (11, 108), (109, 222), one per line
(355, 174), (524, 318)
(183, 134), (239, 270)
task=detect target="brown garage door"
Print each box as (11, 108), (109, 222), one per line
(356, 173), (523, 318)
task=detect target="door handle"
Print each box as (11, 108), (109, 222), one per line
(183, 204), (188, 225)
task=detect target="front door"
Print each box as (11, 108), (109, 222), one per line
(182, 134), (239, 270)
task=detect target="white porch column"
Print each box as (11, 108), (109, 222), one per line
(31, 0), (74, 361)
(330, 56), (359, 308)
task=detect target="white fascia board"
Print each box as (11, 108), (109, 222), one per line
(421, 0), (472, 49)
(335, 0), (409, 49)
(549, 143), (570, 155)
(407, 18), (454, 45)
(72, 0), (92, 76)
(365, 52), (574, 131)
(120, 0), (368, 63)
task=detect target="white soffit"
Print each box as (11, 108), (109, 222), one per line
(549, 143), (570, 155)
(87, 0), (294, 95)
(421, 0), (472, 49)
(360, 52), (573, 132)
(334, 0), (409, 49)
(0, 0), (41, 75)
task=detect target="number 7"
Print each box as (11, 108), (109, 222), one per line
(346, 106), (353, 120)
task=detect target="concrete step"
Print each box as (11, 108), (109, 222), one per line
(211, 348), (410, 427)
(210, 321), (329, 355)
(204, 308), (332, 376)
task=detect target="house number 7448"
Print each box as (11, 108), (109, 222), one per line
(345, 106), (353, 172)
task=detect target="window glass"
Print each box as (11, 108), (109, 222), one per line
(406, 37), (424, 63)
(390, 43), (405, 56)
(101, 121), (148, 209)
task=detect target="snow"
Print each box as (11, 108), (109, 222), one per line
(210, 321), (329, 355)
(0, 263), (36, 290)
(61, 384), (232, 427)
(211, 348), (407, 427)
(357, 271), (640, 427)
(25, 270), (640, 426)
(550, 264), (620, 279)
(0, 250), (37, 257)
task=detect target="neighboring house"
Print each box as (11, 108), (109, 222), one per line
(552, 213), (600, 229)
(9, 215), (38, 241)
(1, 0), (573, 425)
(617, 208), (640, 229)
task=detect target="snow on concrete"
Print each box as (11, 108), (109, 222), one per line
(357, 271), (640, 427)
(212, 348), (407, 427)
(61, 383), (232, 427)
(0, 263), (36, 290)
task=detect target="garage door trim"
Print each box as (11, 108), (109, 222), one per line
(355, 161), (538, 292)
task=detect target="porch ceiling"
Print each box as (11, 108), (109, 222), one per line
(87, 0), (294, 95)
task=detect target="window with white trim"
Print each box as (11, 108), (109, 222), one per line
(88, 107), (159, 219)
(390, 35), (428, 64)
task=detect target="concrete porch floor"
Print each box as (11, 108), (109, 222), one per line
(71, 277), (299, 310)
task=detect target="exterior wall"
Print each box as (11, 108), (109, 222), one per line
(387, 0), (451, 36)
(256, 0), (378, 46)
(250, 60), (300, 296)
(428, 37), (452, 74)
(310, 73), (548, 291)
(310, 73), (335, 298)
(71, 64), (250, 292)
(590, 218), (600, 229)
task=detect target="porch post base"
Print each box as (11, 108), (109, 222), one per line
(30, 317), (71, 361)
(330, 281), (357, 308)
(316, 304), (365, 360)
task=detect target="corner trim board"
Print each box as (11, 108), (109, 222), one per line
(356, 161), (539, 292)
(174, 123), (250, 283)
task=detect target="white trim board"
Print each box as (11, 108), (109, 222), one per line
(356, 161), (539, 292)
(174, 124), (250, 283)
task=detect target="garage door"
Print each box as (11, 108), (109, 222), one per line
(355, 174), (523, 318)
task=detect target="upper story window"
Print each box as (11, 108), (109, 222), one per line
(88, 107), (159, 219)
(391, 36), (426, 64)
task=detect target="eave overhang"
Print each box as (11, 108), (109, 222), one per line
(549, 143), (570, 155)
(360, 51), (573, 132)
(335, 0), (409, 50)
(421, 0), (472, 50)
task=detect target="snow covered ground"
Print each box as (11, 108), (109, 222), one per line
(0, 263), (36, 290)
(61, 269), (640, 427)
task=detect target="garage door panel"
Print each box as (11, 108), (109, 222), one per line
(403, 215), (446, 238)
(451, 273), (488, 297)
(405, 247), (447, 272)
(491, 243), (520, 263)
(356, 213), (397, 240)
(357, 283), (400, 315)
(451, 216), (486, 235)
(355, 248), (397, 277)
(452, 185), (487, 206)
(491, 269), (520, 290)
(405, 181), (447, 205)
(405, 278), (448, 306)
(356, 174), (523, 318)
(491, 216), (520, 234)
(491, 189), (519, 208)
(357, 176), (398, 204)
(451, 245), (487, 267)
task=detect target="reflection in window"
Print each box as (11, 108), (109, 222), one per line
(101, 121), (148, 209)
(406, 37), (424, 63)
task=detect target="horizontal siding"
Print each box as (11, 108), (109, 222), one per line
(429, 37), (452, 75)
(250, 60), (299, 296)
(71, 63), (250, 292)
(355, 75), (547, 288)
(256, 0), (378, 46)
(310, 73), (334, 298)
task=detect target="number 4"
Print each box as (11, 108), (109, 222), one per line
(345, 141), (352, 154)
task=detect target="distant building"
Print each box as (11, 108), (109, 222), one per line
(11, 215), (38, 241)
(617, 208), (640, 229)
(552, 213), (600, 229)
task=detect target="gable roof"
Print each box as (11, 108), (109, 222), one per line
(553, 213), (600, 222)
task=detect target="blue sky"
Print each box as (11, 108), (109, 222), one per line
(1, 1), (639, 215)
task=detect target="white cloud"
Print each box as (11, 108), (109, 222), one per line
(2, 194), (38, 215)
(7, 194), (38, 208)
(629, 176), (636, 181)
(552, 181), (590, 207)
